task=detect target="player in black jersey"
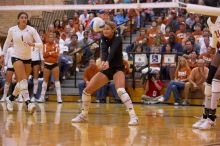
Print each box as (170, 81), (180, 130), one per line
(72, 21), (138, 125)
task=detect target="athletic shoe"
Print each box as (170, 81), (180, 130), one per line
(192, 118), (206, 129)
(71, 113), (88, 123)
(182, 100), (189, 106)
(158, 96), (165, 102)
(6, 96), (14, 112)
(31, 97), (36, 103)
(36, 97), (45, 103)
(199, 118), (215, 130)
(27, 103), (36, 114)
(128, 116), (138, 126)
(0, 97), (5, 102)
(57, 96), (63, 104)
(174, 102), (180, 106)
(77, 99), (82, 103)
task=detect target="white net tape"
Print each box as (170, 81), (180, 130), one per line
(0, 2), (178, 11)
(0, 1), (219, 17)
(186, 4), (220, 16)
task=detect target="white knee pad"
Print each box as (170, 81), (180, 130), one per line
(19, 79), (28, 91)
(42, 82), (48, 88)
(82, 90), (91, 102)
(212, 79), (220, 93)
(117, 88), (126, 97)
(204, 83), (212, 97)
(83, 90), (91, 96)
(55, 81), (60, 87)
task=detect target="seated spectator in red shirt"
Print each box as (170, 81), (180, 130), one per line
(141, 70), (164, 104)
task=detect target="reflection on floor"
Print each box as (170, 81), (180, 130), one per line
(0, 102), (220, 146)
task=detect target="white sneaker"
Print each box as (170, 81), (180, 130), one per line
(57, 97), (63, 104)
(71, 113), (88, 123)
(174, 102), (180, 106)
(77, 99), (82, 103)
(199, 118), (215, 130)
(0, 97), (5, 102)
(27, 103), (36, 114)
(36, 97), (45, 103)
(158, 96), (165, 102)
(31, 97), (36, 103)
(6, 96), (14, 112)
(192, 118), (206, 129)
(128, 116), (138, 126)
(76, 67), (79, 72)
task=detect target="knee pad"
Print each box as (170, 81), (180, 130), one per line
(83, 90), (91, 96)
(55, 81), (60, 87)
(82, 90), (91, 102)
(117, 88), (126, 97)
(204, 83), (212, 97)
(42, 82), (48, 88)
(19, 79), (28, 91)
(212, 79), (220, 93)
(207, 65), (217, 84)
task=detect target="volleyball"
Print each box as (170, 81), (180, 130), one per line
(89, 17), (105, 32)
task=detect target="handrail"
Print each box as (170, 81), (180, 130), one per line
(69, 39), (100, 87)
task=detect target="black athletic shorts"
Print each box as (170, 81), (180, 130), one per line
(7, 68), (14, 72)
(44, 63), (58, 70)
(100, 65), (125, 80)
(11, 57), (32, 65)
(31, 60), (41, 67)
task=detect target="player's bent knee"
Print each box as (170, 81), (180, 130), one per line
(212, 79), (220, 93)
(117, 88), (126, 97)
(19, 79), (28, 90)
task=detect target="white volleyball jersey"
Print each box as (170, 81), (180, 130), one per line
(5, 47), (13, 68)
(31, 47), (44, 61)
(3, 25), (43, 60)
(207, 16), (220, 49)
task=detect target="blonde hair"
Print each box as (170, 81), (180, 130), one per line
(175, 56), (190, 74)
(105, 20), (117, 31)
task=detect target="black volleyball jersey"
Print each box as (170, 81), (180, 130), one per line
(100, 35), (123, 68)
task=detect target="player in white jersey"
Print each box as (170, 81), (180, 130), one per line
(0, 47), (15, 102)
(192, 0), (220, 129)
(31, 45), (44, 101)
(1, 12), (43, 114)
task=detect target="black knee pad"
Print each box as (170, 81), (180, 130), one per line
(206, 65), (217, 84)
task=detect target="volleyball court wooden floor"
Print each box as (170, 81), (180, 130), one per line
(0, 102), (220, 146)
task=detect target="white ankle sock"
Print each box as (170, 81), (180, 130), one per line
(81, 90), (91, 115)
(33, 79), (38, 95)
(55, 81), (62, 102)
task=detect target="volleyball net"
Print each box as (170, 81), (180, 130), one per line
(0, 0), (219, 16)
(0, 1), (178, 11)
